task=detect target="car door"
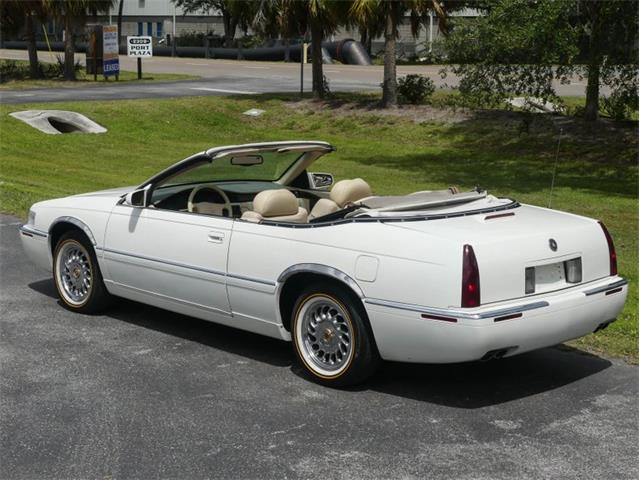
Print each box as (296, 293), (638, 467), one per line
(102, 204), (232, 316)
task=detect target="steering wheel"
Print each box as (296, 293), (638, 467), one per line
(187, 183), (232, 216)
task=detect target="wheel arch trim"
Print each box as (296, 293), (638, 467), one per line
(275, 263), (365, 333)
(48, 216), (98, 253)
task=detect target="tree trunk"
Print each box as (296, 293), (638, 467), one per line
(584, 62), (600, 122)
(382, 11), (397, 108)
(117, 0), (124, 49)
(222, 12), (236, 46)
(311, 21), (324, 99)
(25, 12), (41, 79)
(64, 13), (76, 81)
(360, 28), (371, 57)
(583, 3), (601, 122)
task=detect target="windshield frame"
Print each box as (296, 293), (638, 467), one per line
(136, 141), (335, 191)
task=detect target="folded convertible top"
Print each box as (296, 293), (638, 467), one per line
(360, 190), (487, 212)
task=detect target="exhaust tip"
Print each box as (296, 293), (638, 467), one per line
(593, 318), (617, 333)
(480, 346), (518, 361)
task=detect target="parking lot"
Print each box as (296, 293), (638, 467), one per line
(1, 214), (638, 479)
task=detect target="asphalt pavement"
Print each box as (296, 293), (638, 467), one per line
(0, 48), (593, 104)
(0, 213), (638, 479)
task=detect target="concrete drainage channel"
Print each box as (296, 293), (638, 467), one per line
(9, 110), (107, 135)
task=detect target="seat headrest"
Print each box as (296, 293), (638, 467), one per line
(330, 178), (372, 207)
(252, 189), (299, 217)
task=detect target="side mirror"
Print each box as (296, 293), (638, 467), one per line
(308, 172), (334, 191)
(124, 185), (150, 208)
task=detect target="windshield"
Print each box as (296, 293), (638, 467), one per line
(161, 150), (303, 187)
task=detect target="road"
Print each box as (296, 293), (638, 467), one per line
(0, 48), (592, 104)
(0, 214), (637, 479)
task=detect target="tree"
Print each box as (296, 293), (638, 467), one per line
(252, 0), (298, 60)
(0, 0), (47, 79)
(254, 0), (344, 99)
(350, 0), (453, 108)
(172, 0), (256, 46)
(444, 0), (639, 121)
(579, 1), (638, 121)
(45, 0), (115, 80)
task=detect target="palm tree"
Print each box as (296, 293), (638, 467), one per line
(308, 0), (346, 98)
(350, 0), (450, 107)
(0, 0), (47, 79)
(255, 0), (344, 99)
(45, 0), (115, 80)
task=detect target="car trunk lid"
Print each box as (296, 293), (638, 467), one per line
(387, 204), (612, 305)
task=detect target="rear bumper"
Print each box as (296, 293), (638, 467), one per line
(364, 276), (628, 363)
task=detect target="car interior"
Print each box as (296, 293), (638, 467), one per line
(145, 147), (484, 224)
(149, 174), (374, 224)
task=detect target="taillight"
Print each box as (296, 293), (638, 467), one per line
(598, 221), (617, 276)
(461, 244), (480, 308)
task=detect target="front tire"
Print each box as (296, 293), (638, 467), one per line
(291, 282), (380, 387)
(53, 231), (111, 313)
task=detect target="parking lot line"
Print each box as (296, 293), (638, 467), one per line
(190, 87), (259, 95)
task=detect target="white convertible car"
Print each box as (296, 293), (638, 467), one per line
(20, 141), (628, 385)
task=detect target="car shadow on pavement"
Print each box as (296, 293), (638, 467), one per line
(29, 278), (613, 407)
(28, 278), (292, 368)
(365, 346), (612, 408)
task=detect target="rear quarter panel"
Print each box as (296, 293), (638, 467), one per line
(227, 220), (462, 324)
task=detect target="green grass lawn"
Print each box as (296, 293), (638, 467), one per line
(0, 59), (197, 90)
(0, 94), (637, 361)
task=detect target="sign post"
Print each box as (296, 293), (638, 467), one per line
(127, 36), (153, 80)
(300, 31), (310, 99)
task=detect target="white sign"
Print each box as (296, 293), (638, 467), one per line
(103, 25), (119, 76)
(127, 36), (153, 57)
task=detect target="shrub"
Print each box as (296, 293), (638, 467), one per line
(397, 74), (436, 104)
(0, 60), (21, 82)
(321, 74), (331, 97)
(600, 91), (637, 121)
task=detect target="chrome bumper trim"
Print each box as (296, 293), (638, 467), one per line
(19, 224), (48, 238)
(583, 278), (628, 296)
(364, 298), (549, 320)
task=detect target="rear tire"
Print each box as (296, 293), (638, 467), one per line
(53, 231), (111, 314)
(291, 282), (380, 387)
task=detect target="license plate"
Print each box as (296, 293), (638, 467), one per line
(525, 261), (567, 294)
(535, 262), (566, 287)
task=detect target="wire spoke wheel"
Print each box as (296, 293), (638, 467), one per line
(55, 240), (93, 307)
(295, 294), (355, 378)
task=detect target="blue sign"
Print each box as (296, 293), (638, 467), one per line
(103, 58), (120, 76)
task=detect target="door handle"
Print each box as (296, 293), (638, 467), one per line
(208, 231), (225, 243)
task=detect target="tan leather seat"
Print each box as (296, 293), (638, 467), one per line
(241, 189), (308, 223)
(309, 178), (372, 220)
